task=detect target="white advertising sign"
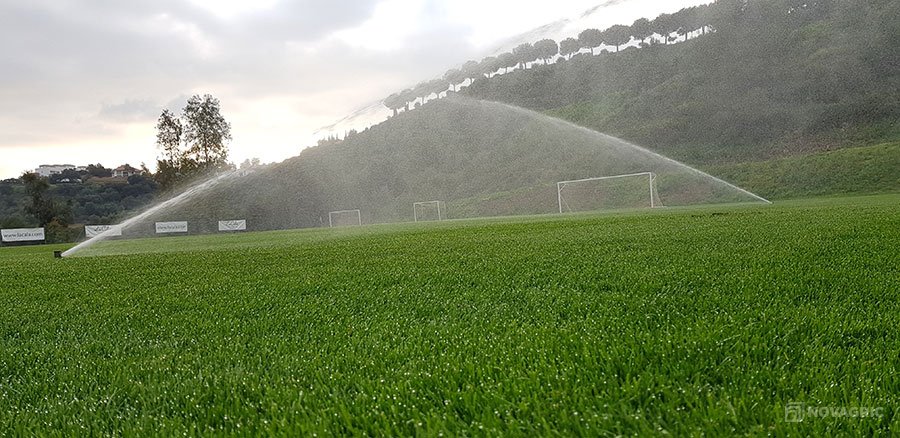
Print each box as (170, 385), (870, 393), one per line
(1, 228), (45, 242)
(85, 225), (123, 238)
(218, 220), (247, 232)
(155, 221), (188, 234)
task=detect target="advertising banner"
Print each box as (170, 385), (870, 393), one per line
(1, 228), (45, 242)
(155, 221), (188, 234)
(218, 220), (247, 232)
(85, 225), (123, 238)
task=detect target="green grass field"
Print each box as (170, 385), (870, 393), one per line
(2, 195), (898, 435)
(709, 142), (900, 200)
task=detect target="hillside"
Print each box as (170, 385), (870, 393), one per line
(710, 141), (900, 199)
(0, 175), (157, 230)
(461, 0), (900, 166)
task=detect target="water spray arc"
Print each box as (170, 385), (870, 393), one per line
(60, 97), (772, 258)
(488, 100), (772, 206)
(61, 171), (245, 257)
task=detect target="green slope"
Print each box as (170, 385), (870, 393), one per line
(708, 142), (900, 199)
(465, 0), (900, 165)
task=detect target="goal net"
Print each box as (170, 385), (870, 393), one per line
(413, 201), (443, 222)
(557, 172), (661, 213)
(328, 209), (362, 227)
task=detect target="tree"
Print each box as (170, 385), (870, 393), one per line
(85, 164), (112, 178)
(578, 28), (604, 55)
(605, 25), (632, 52)
(685, 6), (707, 36)
(155, 109), (182, 165)
(631, 18), (653, 46)
(443, 68), (464, 92)
(412, 81), (433, 105)
(383, 93), (403, 116)
(652, 13), (676, 44)
(49, 168), (83, 184)
(461, 60), (480, 84)
(533, 39), (559, 64)
(497, 52), (517, 73)
(240, 158), (261, 169)
(21, 173), (69, 227)
(398, 89), (416, 111)
(182, 94), (232, 171)
(428, 78), (451, 98)
(559, 37), (580, 60)
(479, 56), (499, 78)
(512, 43), (537, 69)
(672, 7), (693, 41)
(153, 159), (180, 191)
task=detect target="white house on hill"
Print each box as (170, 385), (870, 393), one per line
(35, 164), (77, 177)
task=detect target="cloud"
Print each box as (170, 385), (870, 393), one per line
(0, 1), (382, 137)
(237, 0), (381, 41)
(98, 99), (161, 123)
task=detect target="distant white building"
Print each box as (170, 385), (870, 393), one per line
(35, 164), (77, 177)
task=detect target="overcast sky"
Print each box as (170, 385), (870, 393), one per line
(0, 0), (711, 179)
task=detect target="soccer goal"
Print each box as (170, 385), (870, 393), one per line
(328, 209), (362, 227)
(413, 201), (443, 222)
(557, 172), (660, 213)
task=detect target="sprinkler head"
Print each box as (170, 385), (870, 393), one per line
(53, 250), (63, 258)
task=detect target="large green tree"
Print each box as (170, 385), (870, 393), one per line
(533, 39), (559, 64)
(559, 37), (580, 59)
(652, 13), (676, 44)
(479, 56), (499, 78)
(605, 25), (632, 51)
(631, 18), (653, 46)
(461, 60), (480, 84)
(578, 28), (604, 55)
(512, 43), (537, 69)
(152, 94), (233, 190)
(383, 93), (404, 116)
(497, 52), (517, 73)
(412, 81), (432, 106)
(443, 68), (465, 92)
(182, 94), (232, 171)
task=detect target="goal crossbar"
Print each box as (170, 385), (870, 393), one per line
(557, 172), (656, 213)
(413, 201), (443, 222)
(328, 209), (362, 227)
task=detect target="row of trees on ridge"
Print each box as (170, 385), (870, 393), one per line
(382, 2), (719, 115)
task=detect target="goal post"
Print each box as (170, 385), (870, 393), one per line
(328, 209), (362, 227)
(557, 172), (659, 214)
(413, 201), (443, 222)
